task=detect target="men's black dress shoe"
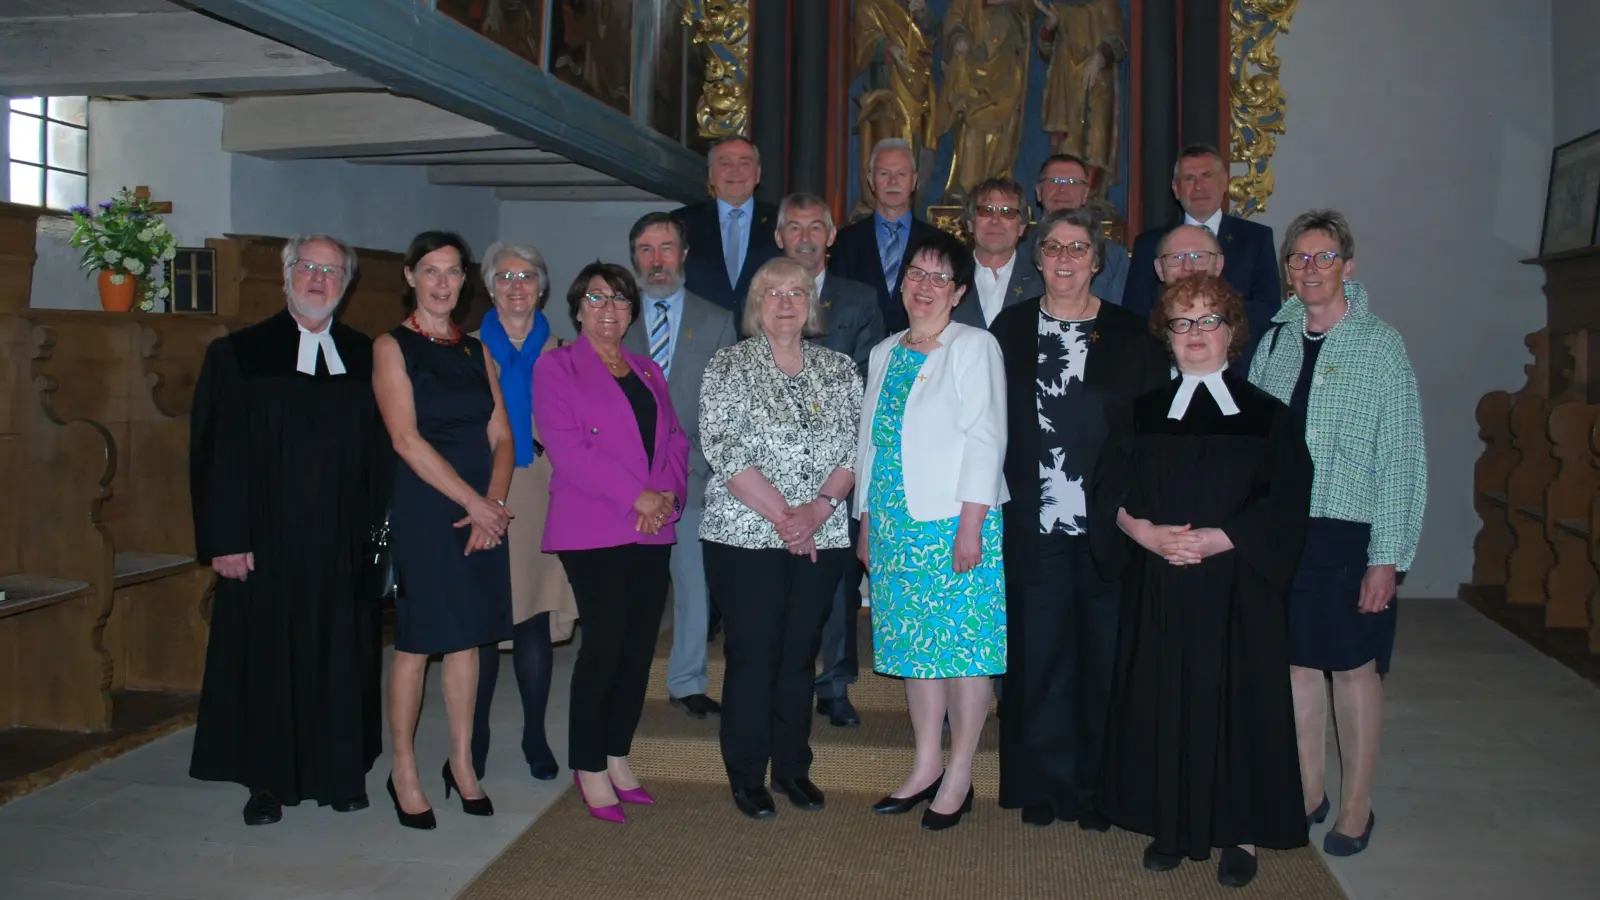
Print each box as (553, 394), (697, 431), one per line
(816, 696), (861, 727)
(1020, 803), (1055, 827)
(1077, 809), (1111, 832)
(731, 785), (777, 820)
(1217, 846), (1258, 888)
(1143, 841), (1183, 872)
(242, 791), (282, 826)
(670, 694), (722, 719)
(872, 774), (942, 815)
(772, 777), (825, 810)
(329, 794), (368, 813)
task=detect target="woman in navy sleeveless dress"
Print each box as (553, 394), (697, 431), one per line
(374, 232), (514, 829)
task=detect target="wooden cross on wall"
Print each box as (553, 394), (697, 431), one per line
(133, 185), (172, 215)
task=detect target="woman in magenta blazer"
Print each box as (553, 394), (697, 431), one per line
(532, 261), (690, 823)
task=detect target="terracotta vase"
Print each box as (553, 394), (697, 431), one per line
(97, 270), (138, 313)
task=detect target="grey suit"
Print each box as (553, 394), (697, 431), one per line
(624, 289), (738, 699)
(812, 272), (885, 377)
(952, 251), (1045, 329)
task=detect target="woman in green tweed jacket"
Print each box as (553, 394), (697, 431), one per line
(1248, 209), (1426, 860)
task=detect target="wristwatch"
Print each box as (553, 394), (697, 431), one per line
(818, 493), (843, 511)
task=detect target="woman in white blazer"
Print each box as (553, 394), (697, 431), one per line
(856, 229), (1008, 832)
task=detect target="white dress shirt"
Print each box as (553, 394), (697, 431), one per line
(1168, 367), (1239, 419)
(296, 321), (346, 375)
(973, 251), (1017, 326)
(1184, 208), (1225, 235)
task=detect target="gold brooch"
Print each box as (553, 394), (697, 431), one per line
(1089, 331), (1101, 342)
(464, 346), (472, 356)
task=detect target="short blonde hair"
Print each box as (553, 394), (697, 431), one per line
(740, 257), (825, 338)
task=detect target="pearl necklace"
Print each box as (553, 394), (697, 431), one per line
(1302, 306), (1349, 342)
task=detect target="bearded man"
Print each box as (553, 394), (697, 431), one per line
(188, 234), (391, 825)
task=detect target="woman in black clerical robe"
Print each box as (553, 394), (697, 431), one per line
(1088, 274), (1312, 889)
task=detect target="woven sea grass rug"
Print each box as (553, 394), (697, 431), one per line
(456, 630), (1347, 900)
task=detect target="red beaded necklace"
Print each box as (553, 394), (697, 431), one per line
(407, 312), (461, 346)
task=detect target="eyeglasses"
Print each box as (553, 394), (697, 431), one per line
(583, 292), (631, 309)
(1039, 240), (1091, 260)
(291, 260), (346, 279)
(1159, 250), (1219, 267)
(903, 266), (955, 287)
(1166, 314), (1230, 334)
(1039, 176), (1089, 187)
(975, 204), (1023, 220)
(1285, 251), (1342, 270)
(495, 271), (538, 283)
(763, 288), (808, 304)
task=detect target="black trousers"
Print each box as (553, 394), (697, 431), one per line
(998, 534), (1121, 817)
(703, 541), (849, 789)
(815, 517), (861, 700)
(558, 544), (672, 773)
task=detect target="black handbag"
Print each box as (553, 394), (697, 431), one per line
(361, 512), (398, 603)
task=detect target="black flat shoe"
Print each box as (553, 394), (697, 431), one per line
(385, 776), (437, 830)
(242, 790), (282, 826)
(1020, 803), (1055, 827)
(1323, 811), (1375, 856)
(1307, 793), (1330, 826)
(670, 693), (722, 719)
(731, 785), (777, 820)
(1218, 846), (1258, 888)
(1077, 809), (1111, 832)
(872, 774), (943, 815)
(920, 787), (974, 832)
(816, 696), (861, 727)
(1143, 841), (1183, 872)
(773, 777), (825, 810)
(329, 794), (368, 813)
(442, 762), (494, 816)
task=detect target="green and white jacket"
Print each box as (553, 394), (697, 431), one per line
(1248, 280), (1426, 570)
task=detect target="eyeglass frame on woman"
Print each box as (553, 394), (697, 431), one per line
(903, 266), (956, 287)
(583, 291), (631, 309)
(494, 270), (538, 283)
(762, 288), (808, 304)
(1166, 314), (1230, 334)
(1039, 239), (1091, 260)
(1284, 251), (1342, 270)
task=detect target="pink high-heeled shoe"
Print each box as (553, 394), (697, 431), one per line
(611, 777), (655, 806)
(574, 771), (626, 823)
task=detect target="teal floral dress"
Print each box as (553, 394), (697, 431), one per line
(868, 344), (1006, 678)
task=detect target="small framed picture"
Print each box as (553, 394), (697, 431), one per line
(1540, 127), (1600, 257)
(165, 248), (217, 314)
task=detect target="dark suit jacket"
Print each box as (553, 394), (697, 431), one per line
(1124, 214), (1281, 371)
(828, 214), (940, 334)
(671, 199), (782, 315)
(811, 272), (886, 377)
(951, 251), (1044, 329)
(989, 298), (1171, 582)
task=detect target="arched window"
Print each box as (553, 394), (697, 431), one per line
(8, 96), (89, 211)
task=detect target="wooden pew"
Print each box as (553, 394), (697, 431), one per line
(1473, 388), (1517, 586)
(0, 203), (117, 732)
(1544, 398), (1598, 630)
(1505, 331), (1563, 607)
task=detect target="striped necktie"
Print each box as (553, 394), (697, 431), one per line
(649, 300), (673, 376)
(882, 220), (904, 292)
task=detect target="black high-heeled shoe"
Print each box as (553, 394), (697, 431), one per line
(920, 786), (975, 831)
(871, 774), (944, 815)
(442, 761), (495, 816)
(385, 775), (437, 830)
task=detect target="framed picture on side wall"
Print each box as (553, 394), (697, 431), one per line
(1540, 127), (1600, 257)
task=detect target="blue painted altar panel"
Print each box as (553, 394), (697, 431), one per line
(845, 0), (1133, 221)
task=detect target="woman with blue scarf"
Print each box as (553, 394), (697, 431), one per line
(469, 241), (577, 782)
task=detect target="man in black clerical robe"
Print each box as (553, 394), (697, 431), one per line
(188, 234), (391, 826)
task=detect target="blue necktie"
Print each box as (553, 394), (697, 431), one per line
(724, 207), (746, 289)
(882, 220), (904, 292)
(649, 300), (672, 377)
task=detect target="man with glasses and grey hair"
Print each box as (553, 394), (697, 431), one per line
(621, 211), (738, 720)
(189, 234), (391, 826)
(1034, 153), (1128, 304)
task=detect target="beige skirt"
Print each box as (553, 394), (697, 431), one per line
(503, 456), (578, 645)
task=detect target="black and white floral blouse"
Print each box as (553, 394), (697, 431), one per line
(1038, 309), (1097, 535)
(699, 335), (862, 550)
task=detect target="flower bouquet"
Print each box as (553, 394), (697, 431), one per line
(67, 187), (178, 312)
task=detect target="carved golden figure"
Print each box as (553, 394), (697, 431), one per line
(684, 0), (751, 140)
(936, 0), (1033, 204)
(1035, 0), (1125, 192)
(1229, 0), (1299, 217)
(852, 0), (937, 211)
